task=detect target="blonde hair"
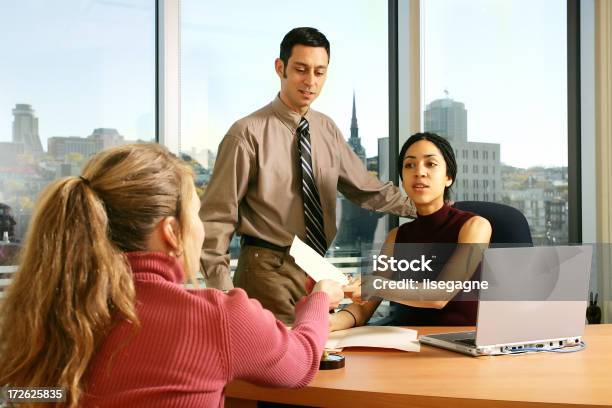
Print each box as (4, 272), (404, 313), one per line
(0, 143), (194, 407)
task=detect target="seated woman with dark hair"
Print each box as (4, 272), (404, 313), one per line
(330, 132), (492, 331)
(0, 143), (343, 407)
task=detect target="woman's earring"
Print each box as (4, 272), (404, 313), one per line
(168, 248), (183, 258)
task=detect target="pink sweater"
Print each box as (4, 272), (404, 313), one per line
(82, 252), (329, 407)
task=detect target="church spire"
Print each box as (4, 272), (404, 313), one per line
(348, 91), (366, 164)
(351, 90), (358, 132)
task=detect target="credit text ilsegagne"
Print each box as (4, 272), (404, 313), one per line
(370, 255), (488, 293)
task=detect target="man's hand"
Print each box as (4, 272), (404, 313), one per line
(342, 275), (361, 299)
(348, 275), (379, 305)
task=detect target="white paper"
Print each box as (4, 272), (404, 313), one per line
(289, 236), (349, 286)
(326, 326), (420, 352)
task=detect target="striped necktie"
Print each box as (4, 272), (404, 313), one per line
(297, 117), (327, 256)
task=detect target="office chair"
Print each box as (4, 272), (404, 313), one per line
(367, 201), (532, 326)
(452, 201), (533, 245)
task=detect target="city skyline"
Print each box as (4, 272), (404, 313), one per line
(1, 97), (571, 172)
(0, 90), (569, 245)
(1, 0), (567, 169)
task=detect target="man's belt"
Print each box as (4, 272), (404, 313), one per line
(240, 235), (290, 252)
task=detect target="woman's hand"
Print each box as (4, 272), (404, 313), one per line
(305, 276), (316, 293)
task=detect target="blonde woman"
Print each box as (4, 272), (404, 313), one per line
(0, 143), (343, 407)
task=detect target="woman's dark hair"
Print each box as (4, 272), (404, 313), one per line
(398, 132), (457, 201)
(279, 27), (330, 75)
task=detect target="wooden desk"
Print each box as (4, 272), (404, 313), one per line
(226, 325), (612, 407)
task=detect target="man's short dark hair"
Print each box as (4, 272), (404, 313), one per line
(280, 27), (330, 74)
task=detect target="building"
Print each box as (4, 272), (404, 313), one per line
(424, 94), (502, 202)
(0, 142), (25, 167)
(377, 137), (389, 181)
(347, 92), (366, 165)
(48, 136), (102, 161)
(424, 92), (468, 142)
(450, 141), (502, 201)
(12, 104), (43, 156)
(189, 147), (217, 170)
(88, 128), (125, 150)
(47, 128), (127, 161)
(502, 167), (568, 244)
(333, 93), (383, 255)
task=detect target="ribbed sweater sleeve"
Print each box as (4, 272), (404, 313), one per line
(223, 289), (329, 388)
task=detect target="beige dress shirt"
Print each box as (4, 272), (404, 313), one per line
(200, 95), (416, 290)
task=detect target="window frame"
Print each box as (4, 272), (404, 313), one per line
(392, 0), (582, 243)
(157, 0), (584, 243)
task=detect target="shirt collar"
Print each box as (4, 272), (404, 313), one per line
(126, 251), (185, 284)
(271, 93), (314, 131)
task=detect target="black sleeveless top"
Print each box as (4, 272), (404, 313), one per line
(389, 205), (478, 326)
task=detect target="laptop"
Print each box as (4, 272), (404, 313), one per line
(419, 245), (592, 356)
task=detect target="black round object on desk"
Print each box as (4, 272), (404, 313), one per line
(319, 353), (345, 370)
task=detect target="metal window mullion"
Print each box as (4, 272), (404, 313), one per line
(392, 0), (420, 231)
(156, 0), (181, 153)
(568, 0), (582, 244)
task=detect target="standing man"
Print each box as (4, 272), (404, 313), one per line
(200, 27), (416, 324)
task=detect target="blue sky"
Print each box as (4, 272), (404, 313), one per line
(0, 0), (155, 143)
(1, 0), (567, 168)
(422, 0), (567, 168)
(180, 0), (389, 160)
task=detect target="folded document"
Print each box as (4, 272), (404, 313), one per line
(289, 236), (349, 286)
(326, 326), (420, 352)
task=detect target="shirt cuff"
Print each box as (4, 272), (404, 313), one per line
(403, 197), (418, 218)
(203, 266), (234, 291)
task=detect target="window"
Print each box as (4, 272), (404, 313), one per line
(0, 2), (155, 245)
(421, 0), (568, 244)
(473, 164), (478, 174)
(181, 1), (388, 257)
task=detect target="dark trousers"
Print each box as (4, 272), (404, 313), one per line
(233, 245), (308, 324)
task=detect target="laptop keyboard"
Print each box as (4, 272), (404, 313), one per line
(454, 338), (476, 346)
